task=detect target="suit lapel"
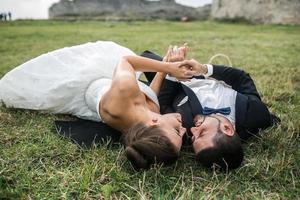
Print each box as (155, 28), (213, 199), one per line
(181, 84), (204, 116)
(171, 87), (196, 145)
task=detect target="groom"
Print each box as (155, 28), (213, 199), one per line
(140, 48), (280, 170)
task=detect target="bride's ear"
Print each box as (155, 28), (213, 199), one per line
(149, 118), (159, 126)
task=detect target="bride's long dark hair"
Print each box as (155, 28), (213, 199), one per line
(123, 123), (179, 170)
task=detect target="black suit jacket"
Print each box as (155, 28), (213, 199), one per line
(141, 51), (278, 143)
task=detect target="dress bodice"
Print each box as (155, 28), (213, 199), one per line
(85, 78), (159, 121)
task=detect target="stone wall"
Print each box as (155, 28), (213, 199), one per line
(49, 0), (209, 21)
(211, 0), (300, 25)
(49, 0), (300, 24)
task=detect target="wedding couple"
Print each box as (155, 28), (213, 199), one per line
(0, 41), (279, 171)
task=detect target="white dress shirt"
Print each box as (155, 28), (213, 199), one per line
(167, 64), (237, 126)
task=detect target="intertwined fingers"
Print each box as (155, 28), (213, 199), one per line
(168, 43), (188, 62)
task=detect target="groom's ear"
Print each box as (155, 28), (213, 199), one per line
(221, 123), (235, 136)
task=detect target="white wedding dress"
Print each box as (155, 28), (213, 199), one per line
(0, 41), (159, 122)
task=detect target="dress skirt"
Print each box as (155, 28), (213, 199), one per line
(0, 41), (137, 121)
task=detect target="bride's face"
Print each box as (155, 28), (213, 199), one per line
(157, 113), (186, 151)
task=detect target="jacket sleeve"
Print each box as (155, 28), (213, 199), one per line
(211, 65), (261, 100)
(211, 65), (279, 137)
(140, 50), (180, 114)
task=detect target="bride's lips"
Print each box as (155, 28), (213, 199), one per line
(191, 135), (195, 143)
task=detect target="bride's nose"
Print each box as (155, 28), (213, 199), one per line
(180, 126), (186, 134)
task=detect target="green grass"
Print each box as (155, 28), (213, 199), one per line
(0, 20), (299, 199)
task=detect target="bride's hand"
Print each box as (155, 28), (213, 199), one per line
(163, 43), (188, 62)
(167, 61), (194, 81)
(163, 46), (172, 62)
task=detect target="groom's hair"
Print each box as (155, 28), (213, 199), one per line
(195, 131), (243, 171)
(124, 123), (179, 170)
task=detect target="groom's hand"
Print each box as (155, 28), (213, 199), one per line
(167, 61), (194, 81)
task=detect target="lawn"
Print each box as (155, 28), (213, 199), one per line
(0, 20), (299, 199)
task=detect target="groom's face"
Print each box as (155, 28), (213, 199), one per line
(190, 115), (222, 154)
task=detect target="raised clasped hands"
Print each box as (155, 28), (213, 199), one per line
(164, 44), (207, 80)
(163, 44), (188, 63)
(164, 44), (191, 80)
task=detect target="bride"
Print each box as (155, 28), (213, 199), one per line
(0, 41), (190, 170)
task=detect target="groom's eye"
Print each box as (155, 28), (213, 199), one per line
(197, 129), (206, 139)
(197, 134), (203, 139)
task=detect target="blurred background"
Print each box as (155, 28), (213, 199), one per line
(0, 0), (299, 25)
(0, 0), (210, 20)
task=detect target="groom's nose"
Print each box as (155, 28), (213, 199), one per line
(194, 118), (204, 127)
(193, 114), (204, 126)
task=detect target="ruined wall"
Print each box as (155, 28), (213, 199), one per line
(49, 0), (208, 20)
(211, 0), (300, 25)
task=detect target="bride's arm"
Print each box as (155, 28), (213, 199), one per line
(101, 55), (191, 117)
(108, 56), (170, 101)
(149, 72), (166, 96)
(120, 55), (191, 79)
(148, 47), (171, 96)
(109, 54), (191, 98)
